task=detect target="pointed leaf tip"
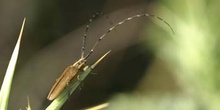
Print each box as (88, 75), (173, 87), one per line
(91, 50), (111, 68)
(18, 18), (26, 41)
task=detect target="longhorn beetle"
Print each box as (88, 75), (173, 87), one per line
(47, 13), (174, 101)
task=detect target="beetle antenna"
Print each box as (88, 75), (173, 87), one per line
(81, 12), (100, 58)
(84, 14), (174, 59)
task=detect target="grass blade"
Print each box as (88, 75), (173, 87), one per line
(46, 51), (110, 110)
(0, 18), (26, 109)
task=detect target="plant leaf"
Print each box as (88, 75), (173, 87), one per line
(0, 18), (26, 110)
(46, 51), (110, 110)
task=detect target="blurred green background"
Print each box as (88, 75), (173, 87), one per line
(0, 0), (219, 109)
